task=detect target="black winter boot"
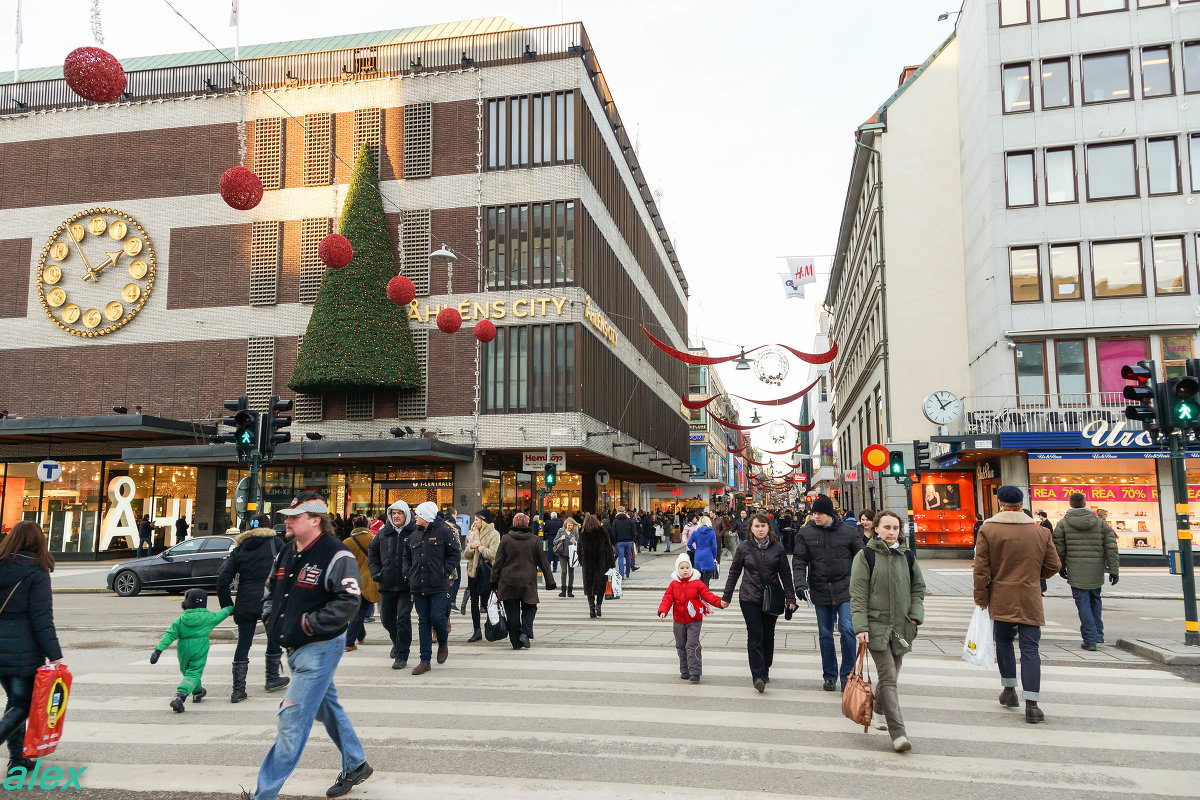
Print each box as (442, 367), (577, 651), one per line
(192, 686), (207, 703)
(588, 596), (597, 618)
(595, 596), (603, 618)
(2, 707), (33, 774)
(264, 653), (289, 693)
(170, 691), (188, 713)
(231, 660), (249, 703)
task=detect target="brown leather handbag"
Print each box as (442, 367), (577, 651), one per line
(841, 641), (875, 732)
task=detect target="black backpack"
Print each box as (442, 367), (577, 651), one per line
(862, 546), (915, 584)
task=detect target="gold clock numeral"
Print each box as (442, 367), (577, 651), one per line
(121, 283), (141, 303)
(123, 237), (143, 257)
(108, 220), (127, 240)
(69, 224), (85, 242)
(61, 304), (80, 324)
(50, 242), (69, 261)
(46, 287), (67, 308)
(128, 259), (148, 280)
(104, 301), (124, 321)
(87, 216), (107, 236)
(43, 265), (62, 285)
(82, 308), (102, 329)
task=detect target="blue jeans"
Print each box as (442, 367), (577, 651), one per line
(616, 542), (634, 578)
(137, 537), (152, 557)
(545, 539), (559, 572)
(814, 602), (855, 684)
(1072, 587), (1104, 645)
(413, 592), (449, 665)
(252, 634), (365, 800)
(994, 620), (1041, 701)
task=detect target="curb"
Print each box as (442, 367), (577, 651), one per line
(1117, 637), (1200, 666)
(52, 588), (110, 594)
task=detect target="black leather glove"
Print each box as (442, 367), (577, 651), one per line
(1059, 569), (1068, 580)
(797, 589), (807, 603)
(149, 649), (161, 665)
(1110, 574), (1119, 586)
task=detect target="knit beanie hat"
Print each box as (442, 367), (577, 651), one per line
(674, 553), (693, 578)
(182, 588), (207, 610)
(811, 495), (836, 516)
(415, 501), (439, 523)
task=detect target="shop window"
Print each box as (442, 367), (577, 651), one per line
(1147, 137), (1181, 195)
(1091, 239), (1145, 298)
(1041, 58), (1072, 108)
(1045, 147), (1077, 203)
(1055, 340), (1089, 404)
(1030, 466), (1161, 554)
(1049, 243), (1083, 300)
(1152, 236), (1188, 295)
(1097, 338), (1149, 400)
(1009, 246), (1042, 302)
(1161, 334), (1193, 379)
(1141, 46), (1174, 98)
(1082, 51), (1133, 104)
(1015, 341), (1048, 406)
(1002, 63), (1033, 113)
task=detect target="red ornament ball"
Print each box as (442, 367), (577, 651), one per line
(387, 275), (416, 307)
(318, 234), (353, 269)
(63, 47), (127, 104)
(219, 166), (264, 210)
(474, 319), (497, 343)
(436, 307), (463, 334)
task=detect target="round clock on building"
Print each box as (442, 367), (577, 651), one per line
(35, 208), (156, 338)
(922, 390), (963, 425)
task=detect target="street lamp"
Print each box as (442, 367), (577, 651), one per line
(750, 409), (761, 424)
(735, 348), (752, 370)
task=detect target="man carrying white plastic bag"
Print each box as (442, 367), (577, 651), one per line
(962, 606), (995, 668)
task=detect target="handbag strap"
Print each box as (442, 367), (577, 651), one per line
(855, 641), (871, 682)
(0, 580), (22, 615)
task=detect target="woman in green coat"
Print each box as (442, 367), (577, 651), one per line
(849, 510), (926, 752)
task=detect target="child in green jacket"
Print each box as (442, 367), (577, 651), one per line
(150, 588), (234, 712)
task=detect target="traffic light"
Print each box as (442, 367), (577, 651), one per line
(210, 396), (249, 446)
(888, 451), (905, 477)
(260, 396), (293, 461)
(544, 463), (557, 488)
(1122, 361), (1160, 432)
(1168, 375), (1200, 431)
(234, 407), (259, 461)
(913, 440), (931, 476)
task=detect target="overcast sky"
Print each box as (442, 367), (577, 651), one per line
(4, 0), (956, 469)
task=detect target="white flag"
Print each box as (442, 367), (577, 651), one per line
(229, 0), (240, 27)
(779, 273), (806, 300)
(785, 257), (816, 286)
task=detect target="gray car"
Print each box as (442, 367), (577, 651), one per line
(106, 535), (237, 597)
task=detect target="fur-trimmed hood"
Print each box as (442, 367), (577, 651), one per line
(234, 527), (277, 547)
(985, 510), (1035, 525)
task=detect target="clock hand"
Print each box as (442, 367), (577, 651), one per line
(85, 251), (122, 282)
(68, 228), (95, 277)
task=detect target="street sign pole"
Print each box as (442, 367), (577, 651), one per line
(1168, 431), (1200, 646)
(246, 415), (264, 526)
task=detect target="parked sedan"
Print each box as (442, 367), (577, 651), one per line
(107, 535), (237, 597)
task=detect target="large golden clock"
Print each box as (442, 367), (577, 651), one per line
(36, 207), (156, 337)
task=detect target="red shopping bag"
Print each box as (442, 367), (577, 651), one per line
(23, 664), (72, 759)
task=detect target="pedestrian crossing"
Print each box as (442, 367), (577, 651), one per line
(47, 572), (1200, 799)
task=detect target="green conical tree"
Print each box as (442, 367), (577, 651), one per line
(289, 144), (422, 394)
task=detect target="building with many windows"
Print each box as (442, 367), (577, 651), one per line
(673, 345), (743, 511)
(828, 0), (1200, 561)
(0, 18), (692, 557)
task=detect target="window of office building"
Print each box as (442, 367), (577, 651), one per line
(1188, 135), (1200, 191)
(1152, 236), (1187, 295)
(1086, 141), (1138, 200)
(1055, 340), (1089, 403)
(484, 201), (575, 289)
(1049, 243), (1083, 300)
(1041, 58), (1072, 108)
(1147, 137), (1181, 195)
(1098, 338), (1149, 399)
(482, 324), (575, 413)
(1162, 334), (1193, 379)
(1000, 0), (1029, 25)
(1091, 240), (1145, 298)
(486, 91), (575, 171)
(1040, 0), (1069, 19)
(1142, 46), (1174, 98)
(1078, 0), (1127, 13)
(1045, 147), (1077, 203)
(1139, 0), (1169, 7)
(1002, 63), (1033, 113)
(1015, 341), (1047, 406)
(1082, 52), (1133, 104)
(1006, 151), (1036, 207)
(1185, 42), (1200, 94)
(1010, 246), (1042, 302)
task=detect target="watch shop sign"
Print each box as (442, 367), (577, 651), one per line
(523, 451), (567, 471)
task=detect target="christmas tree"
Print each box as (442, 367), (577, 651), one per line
(289, 144), (423, 394)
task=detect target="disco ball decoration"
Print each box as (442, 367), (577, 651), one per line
(63, 47), (127, 104)
(218, 166), (264, 211)
(318, 234), (353, 269)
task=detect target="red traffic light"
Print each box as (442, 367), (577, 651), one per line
(1121, 363), (1152, 384)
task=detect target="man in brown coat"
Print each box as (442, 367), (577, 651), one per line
(973, 485), (1061, 724)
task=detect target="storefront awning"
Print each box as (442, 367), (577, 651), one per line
(0, 414), (209, 444)
(120, 436), (475, 466)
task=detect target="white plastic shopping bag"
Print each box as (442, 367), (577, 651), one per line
(569, 543), (579, 568)
(962, 605), (995, 668)
(487, 591), (502, 626)
(606, 567), (623, 598)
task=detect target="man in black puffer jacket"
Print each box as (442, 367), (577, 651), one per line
(792, 494), (862, 692)
(610, 508), (638, 579)
(402, 502), (460, 676)
(218, 513), (287, 702)
(368, 499), (416, 670)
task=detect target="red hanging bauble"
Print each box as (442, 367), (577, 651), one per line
(219, 166), (264, 210)
(474, 320), (497, 343)
(62, 47), (127, 104)
(318, 233), (353, 269)
(386, 275), (416, 307)
(436, 308), (463, 334)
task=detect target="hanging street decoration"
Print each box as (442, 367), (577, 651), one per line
(436, 307), (463, 334)
(219, 166), (263, 210)
(387, 275), (416, 307)
(768, 421), (789, 443)
(62, 46), (126, 104)
(642, 326), (837, 366)
(318, 233), (354, 269)
(474, 319), (497, 343)
(683, 377), (821, 410)
(754, 348), (790, 386)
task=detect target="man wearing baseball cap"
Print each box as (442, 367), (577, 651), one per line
(243, 492), (372, 800)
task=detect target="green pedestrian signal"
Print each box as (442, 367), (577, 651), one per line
(1170, 374), (1200, 430)
(239, 429), (254, 445)
(544, 463), (557, 487)
(888, 451), (905, 477)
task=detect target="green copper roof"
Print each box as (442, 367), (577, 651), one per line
(1, 17), (522, 84)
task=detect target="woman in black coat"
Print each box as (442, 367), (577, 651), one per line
(0, 521), (63, 774)
(576, 514), (616, 618)
(216, 514), (287, 702)
(490, 513), (556, 649)
(722, 513), (797, 693)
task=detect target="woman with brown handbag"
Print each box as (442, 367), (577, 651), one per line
(849, 510), (926, 752)
(721, 513), (797, 693)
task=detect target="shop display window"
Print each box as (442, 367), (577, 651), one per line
(909, 472), (977, 547)
(42, 461), (103, 554)
(1029, 460), (1161, 553)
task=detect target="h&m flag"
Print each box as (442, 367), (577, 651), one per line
(785, 257), (816, 286)
(779, 273), (806, 299)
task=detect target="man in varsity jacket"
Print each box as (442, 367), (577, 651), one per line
(243, 491), (373, 800)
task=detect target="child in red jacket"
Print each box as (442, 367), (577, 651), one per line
(658, 554), (727, 682)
